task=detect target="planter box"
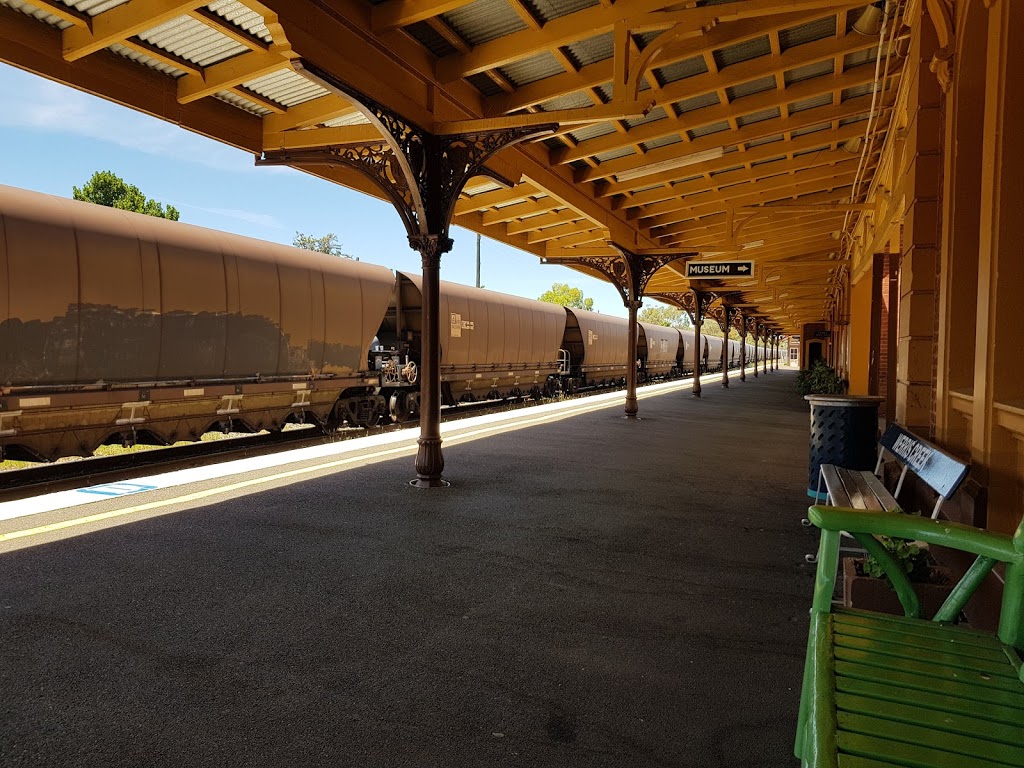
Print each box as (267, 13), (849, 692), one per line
(843, 557), (954, 620)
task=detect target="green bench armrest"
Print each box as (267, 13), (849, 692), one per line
(807, 505), (1019, 562)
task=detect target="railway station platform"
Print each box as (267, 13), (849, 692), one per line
(0, 370), (816, 767)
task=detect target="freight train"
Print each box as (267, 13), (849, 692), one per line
(0, 185), (774, 462)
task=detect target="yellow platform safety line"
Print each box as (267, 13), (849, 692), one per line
(0, 378), (698, 543)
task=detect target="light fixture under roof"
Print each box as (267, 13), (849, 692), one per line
(613, 147), (726, 183)
(853, 2), (885, 35)
(765, 274), (783, 283)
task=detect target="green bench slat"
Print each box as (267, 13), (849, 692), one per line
(837, 675), (1024, 728)
(836, 659), (1024, 712)
(838, 756), (905, 768)
(836, 692), (1024, 748)
(837, 730), (1019, 768)
(834, 647), (1024, 693)
(833, 634), (1018, 678)
(838, 712), (1024, 766)
(833, 621), (1010, 664)
(834, 609), (1002, 648)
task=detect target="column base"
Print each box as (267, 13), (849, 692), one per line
(412, 436), (446, 488)
(410, 477), (451, 488)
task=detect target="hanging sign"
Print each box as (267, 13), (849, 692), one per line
(685, 261), (755, 279)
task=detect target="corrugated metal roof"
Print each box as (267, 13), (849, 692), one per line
(623, 105), (667, 129)
(443, 0), (526, 47)
(674, 91), (720, 115)
(70, 0), (130, 14)
(736, 106), (781, 127)
(243, 69), (327, 107)
(563, 32), (614, 69)
(139, 14), (249, 67)
(783, 59), (834, 86)
(844, 45), (881, 70)
(522, 0), (599, 25)
(838, 115), (870, 127)
(214, 89), (271, 116)
(569, 122), (617, 143)
(405, 20), (459, 58)
(790, 122), (830, 138)
(640, 133), (682, 152)
(778, 16), (836, 51)
(207, 0), (273, 43)
(651, 55), (708, 87)
(595, 146), (635, 163)
(538, 91), (594, 112)
(499, 51), (565, 88)
(687, 120), (730, 139)
(323, 112), (372, 127)
(0, 0), (73, 28)
(789, 93), (834, 113)
(466, 73), (505, 97)
(726, 75), (777, 101)
(713, 35), (771, 70)
(841, 82), (878, 101)
(108, 42), (186, 77)
(463, 179), (503, 195)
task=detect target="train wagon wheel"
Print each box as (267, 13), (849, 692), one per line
(390, 391), (412, 422)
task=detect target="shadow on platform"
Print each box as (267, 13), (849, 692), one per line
(0, 370), (818, 767)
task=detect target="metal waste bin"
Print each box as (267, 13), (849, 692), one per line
(805, 395), (883, 500)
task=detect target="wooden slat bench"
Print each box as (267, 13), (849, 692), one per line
(795, 506), (1024, 768)
(815, 424), (970, 520)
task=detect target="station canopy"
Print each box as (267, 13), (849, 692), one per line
(0, 0), (905, 332)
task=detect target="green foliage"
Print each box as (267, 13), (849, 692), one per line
(639, 305), (690, 328)
(795, 359), (846, 395)
(538, 282), (594, 311)
(73, 170), (179, 220)
(863, 537), (933, 584)
(292, 231), (357, 259)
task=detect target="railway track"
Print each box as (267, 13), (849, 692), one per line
(0, 383), (627, 502)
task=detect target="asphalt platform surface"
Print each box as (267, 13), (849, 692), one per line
(0, 370), (819, 767)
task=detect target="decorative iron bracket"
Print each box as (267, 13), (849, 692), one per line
(545, 247), (693, 307)
(257, 62), (556, 246)
(707, 302), (739, 335)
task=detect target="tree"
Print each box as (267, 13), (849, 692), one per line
(293, 232), (357, 259)
(73, 170), (179, 220)
(538, 282), (594, 311)
(639, 305), (690, 328)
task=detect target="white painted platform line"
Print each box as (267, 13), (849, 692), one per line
(0, 370), (727, 525)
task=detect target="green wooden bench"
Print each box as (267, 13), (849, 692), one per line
(795, 505), (1024, 767)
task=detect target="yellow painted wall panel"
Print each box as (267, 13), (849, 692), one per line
(848, 272), (873, 395)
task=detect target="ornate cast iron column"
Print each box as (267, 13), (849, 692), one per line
(547, 248), (691, 418)
(680, 289), (715, 398)
(762, 330), (770, 375)
(750, 319), (761, 378)
(734, 312), (747, 382)
(258, 64), (555, 488)
(707, 303), (738, 389)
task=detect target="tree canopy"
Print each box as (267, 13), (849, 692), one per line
(293, 232), (357, 259)
(73, 171), (179, 220)
(538, 282), (594, 311)
(639, 305), (690, 328)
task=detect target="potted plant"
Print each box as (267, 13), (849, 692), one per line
(796, 359), (847, 396)
(843, 530), (954, 619)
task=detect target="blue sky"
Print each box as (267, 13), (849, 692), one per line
(0, 64), (631, 317)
